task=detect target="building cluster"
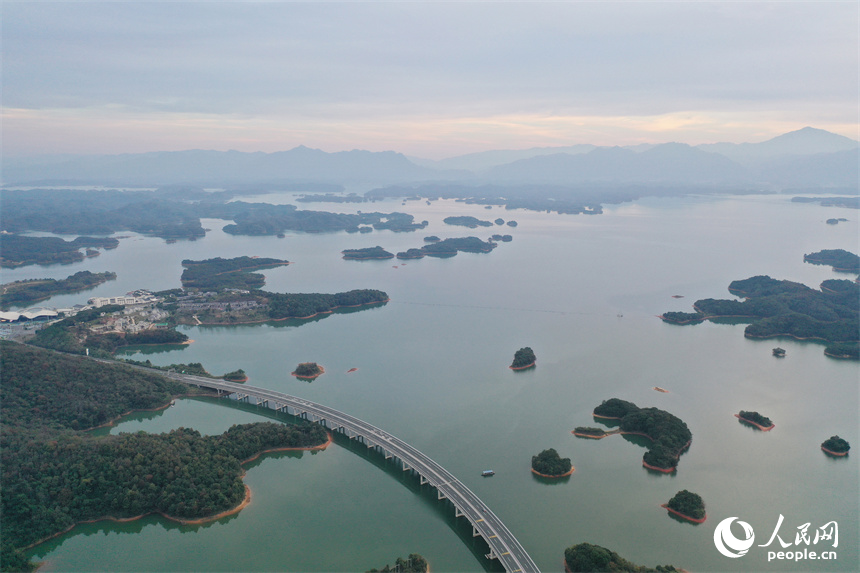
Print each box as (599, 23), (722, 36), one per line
(177, 300), (259, 312)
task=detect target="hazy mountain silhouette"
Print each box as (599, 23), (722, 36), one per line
(3, 127), (856, 189)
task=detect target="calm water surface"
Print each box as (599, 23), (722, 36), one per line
(15, 194), (859, 572)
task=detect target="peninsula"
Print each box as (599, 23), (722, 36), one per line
(0, 342), (331, 572)
(564, 542), (680, 572)
(1, 271), (117, 309)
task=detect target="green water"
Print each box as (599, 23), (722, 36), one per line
(16, 194), (859, 572)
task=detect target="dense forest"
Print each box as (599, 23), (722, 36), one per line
(0, 234), (119, 268)
(0, 271), (116, 309)
(342, 246), (395, 260)
(0, 188), (428, 241)
(564, 543), (679, 572)
(803, 249), (860, 273)
(666, 490), (706, 520)
(293, 362), (323, 378)
(821, 436), (851, 454)
(510, 347), (537, 368)
(592, 399), (692, 471)
(531, 448), (573, 476)
(421, 236), (497, 256)
(180, 256), (290, 290)
(32, 309), (189, 359)
(442, 215), (493, 228)
(737, 411), (773, 429)
(661, 274), (859, 352)
(367, 554), (428, 573)
(0, 341), (329, 571)
(266, 289), (388, 320)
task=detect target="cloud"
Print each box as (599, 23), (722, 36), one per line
(2, 2), (857, 156)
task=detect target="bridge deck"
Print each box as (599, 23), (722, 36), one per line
(170, 373), (538, 573)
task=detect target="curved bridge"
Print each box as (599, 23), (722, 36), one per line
(170, 373), (538, 573)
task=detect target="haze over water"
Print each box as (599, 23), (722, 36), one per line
(20, 194), (859, 572)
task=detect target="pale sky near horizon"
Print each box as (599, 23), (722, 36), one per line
(2, 1), (858, 159)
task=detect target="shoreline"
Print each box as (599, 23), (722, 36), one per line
(83, 392), (217, 432)
(531, 467), (574, 478)
(661, 504), (707, 524)
(734, 414), (775, 431)
(182, 299), (390, 326)
(821, 446), (849, 457)
(643, 460), (676, 473)
(509, 361), (536, 371)
(25, 432), (333, 552)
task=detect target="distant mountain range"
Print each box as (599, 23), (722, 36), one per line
(2, 127), (857, 190)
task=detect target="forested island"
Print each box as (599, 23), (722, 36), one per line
(342, 246), (395, 260)
(564, 543), (679, 572)
(0, 341), (330, 571)
(661, 273), (859, 359)
(0, 188), (428, 241)
(821, 436), (851, 456)
(735, 411), (774, 431)
(367, 554), (428, 573)
(0, 234), (119, 268)
(664, 490), (706, 523)
(181, 256), (290, 290)
(531, 448), (574, 477)
(803, 249), (860, 273)
(292, 362), (324, 380)
(510, 347), (536, 370)
(443, 215), (493, 228)
(573, 426), (609, 438)
(591, 398), (692, 472)
(0, 271), (116, 309)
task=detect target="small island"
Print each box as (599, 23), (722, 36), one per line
(663, 490), (706, 523)
(223, 369), (248, 383)
(735, 410), (774, 431)
(573, 426), (611, 438)
(341, 246), (395, 260)
(564, 543), (680, 572)
(821, 435), (851, 456)
(531, 448), (574, 477)
(510, 347), (536, 370)
(443, 215), (493, 228)
(291, 362), (325, 380)
(589, 398), (692, 472)
(494, 218), (505, 225)
(772, 347), (786, 357)
(396, 248), (425, 260)
(423, 235), (440, 242)
(181, 256), (290, 290)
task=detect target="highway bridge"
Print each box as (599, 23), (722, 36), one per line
(167, 372), (539, 573)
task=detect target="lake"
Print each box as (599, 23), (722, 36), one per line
(14, 193), (858, 572)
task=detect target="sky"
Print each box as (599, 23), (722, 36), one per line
(2, 1), (858, 160)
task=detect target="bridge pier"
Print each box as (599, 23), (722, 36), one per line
(256, 398), (268, 407)
(236, 393), (249, 403)
(472, 526), (481, 538)
(438, 489), (446, 501)
(420, 475), (429, 486)
(455, 506), (464, 518)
